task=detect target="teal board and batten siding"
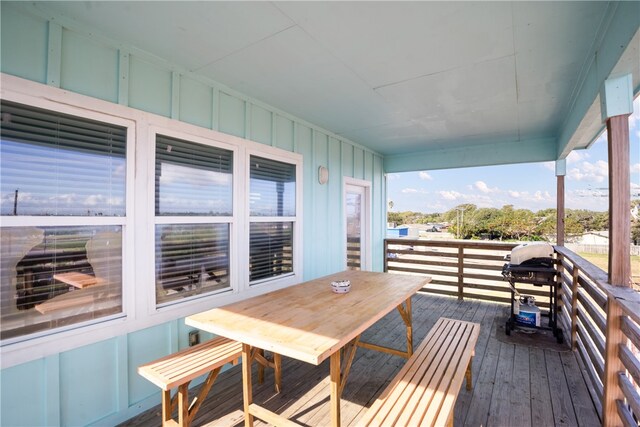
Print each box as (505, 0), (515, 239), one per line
(0, 4), (386, 426)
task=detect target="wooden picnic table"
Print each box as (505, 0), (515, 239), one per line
(186, 270), (431, 427)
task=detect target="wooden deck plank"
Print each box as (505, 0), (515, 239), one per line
(509, 345), (533, 426)
(487, 342), (516, 426)
(529, 347), (556, 427)
(120, 294), (600, 427)
(560, 351), (601, 427)
(547, 350), (580, 426)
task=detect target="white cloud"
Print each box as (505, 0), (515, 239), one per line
(387, 173), (400, 181)
(474, 181), (496, 194)
(567, 160), (608, 183)
(631, 163), (640, 174)
(508, 190), (520, 198)
(438, 190), (462, 201)
(418, 171), (433, 181)
(566, 150), (589, 164)
(543, 151), (590, 172)
(401, 188), (419, 194)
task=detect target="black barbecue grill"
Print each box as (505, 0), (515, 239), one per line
(502, 243), (562, 342)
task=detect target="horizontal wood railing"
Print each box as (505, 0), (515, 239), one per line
(384, 239), (640, 426)
(555, 246), (640, 427)
(384, 239), (552, 308)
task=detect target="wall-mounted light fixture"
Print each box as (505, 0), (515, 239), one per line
(318, 166), (329, 184)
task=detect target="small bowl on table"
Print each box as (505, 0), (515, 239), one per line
(330, 280), (351, 294)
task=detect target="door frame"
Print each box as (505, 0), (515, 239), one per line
(343, 177), (372, 271)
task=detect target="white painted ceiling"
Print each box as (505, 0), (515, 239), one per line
(29, 1), (624, 157)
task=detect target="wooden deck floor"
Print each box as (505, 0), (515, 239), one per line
(121, 293), (600, 427)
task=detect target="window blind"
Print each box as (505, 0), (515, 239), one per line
(249, 155), (295, 217)
(249, 222), (293, 282)
(155, 224), (230, 305)
(0, 101), (126, 217)
(156, 135), (233, 216)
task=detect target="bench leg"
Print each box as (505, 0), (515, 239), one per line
(466, 358), (473, 391)
(162, 390), (172, 426)
(187, 367), (221, 424)
(178, 383), (189, 427)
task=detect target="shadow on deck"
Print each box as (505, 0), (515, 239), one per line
(120, 293), (600, 426)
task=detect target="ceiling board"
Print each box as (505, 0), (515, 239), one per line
(276, 1), (514, 88)
(34, 1), (294, 71)
(374, 56), (519, 139)
(200, 26), (408, 134)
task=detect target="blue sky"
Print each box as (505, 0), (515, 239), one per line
(388, 98), (640, 214)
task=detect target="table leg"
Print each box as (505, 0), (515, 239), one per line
(274, 352), (282, 393)
(242, 344), (254, 427)
(356, 297), (414, 359)
(396, 297), (413, 357)
(330, 351), (341, 427)
(405, 297), (413, 357)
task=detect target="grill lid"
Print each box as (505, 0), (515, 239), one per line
(508, 242), (553, 265)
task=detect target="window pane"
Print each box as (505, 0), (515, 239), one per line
(155, 224), (230, 304)
(250, 156), (295, 216)
(0, 226), (123, 340)
(250, 222), (293, 282)
(156, 135), (233, 216)
(0, 101), (126, 216)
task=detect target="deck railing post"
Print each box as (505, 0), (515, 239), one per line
(457, 245), (464, 301)
(570, 262), (579, 351)
(602, 297), (624, 426)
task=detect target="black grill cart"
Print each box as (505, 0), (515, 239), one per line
(502, 245), (563, 343)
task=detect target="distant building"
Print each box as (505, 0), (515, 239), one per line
(576, 231), (609, 245)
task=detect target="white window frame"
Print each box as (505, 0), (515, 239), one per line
(147, 126), (240, 312)
(0, 76), (136, 358)
(0, 74), (304, 368)
(245, 147), (304, 290)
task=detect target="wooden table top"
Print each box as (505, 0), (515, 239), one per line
(186, 270), (430, 365)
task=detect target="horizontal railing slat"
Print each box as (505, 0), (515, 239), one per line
(577, 275), (608, 309)
(616, 399), (637, 427)
(576, 320), (604, 381)
(619, 344), (640, 386)
(619, 372), (640, 423)
(389, 258), (459, 268)
(576, 334), (604, 398)
(620, 315), (640, 350)
(387, 266), (459, 277)
(576, 289), (606, 334)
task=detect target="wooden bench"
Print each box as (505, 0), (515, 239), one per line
(138, 336), (281, 427)
(361, 317), (480, 427)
